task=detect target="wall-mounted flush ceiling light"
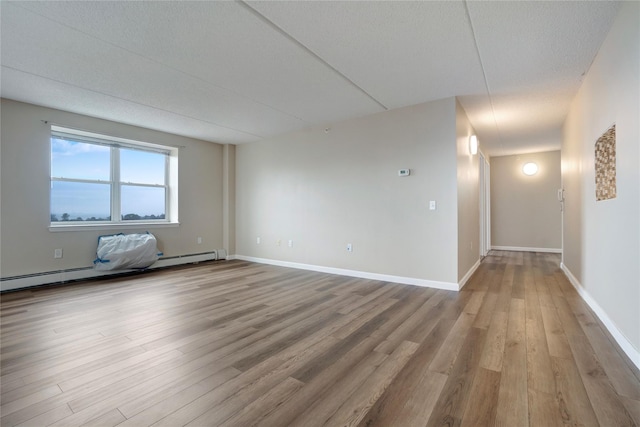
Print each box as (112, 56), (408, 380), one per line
(523, 162), (538, 176)
(469, 135), (478, 155)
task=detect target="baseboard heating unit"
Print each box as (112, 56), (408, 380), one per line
(1, 250), (227, 292)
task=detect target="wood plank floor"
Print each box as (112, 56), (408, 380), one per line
(1, 251), (639, 426)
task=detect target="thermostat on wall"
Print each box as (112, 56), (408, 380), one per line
(398, 169), (411, 177)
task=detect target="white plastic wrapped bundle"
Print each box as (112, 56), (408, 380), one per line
(94, 232), (161, 271)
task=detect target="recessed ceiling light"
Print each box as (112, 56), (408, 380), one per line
(523, 162), (538, 176)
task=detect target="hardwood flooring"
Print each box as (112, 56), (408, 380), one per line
(1, 251), (639, 426)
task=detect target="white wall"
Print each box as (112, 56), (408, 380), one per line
(562, 1), (639, 359)
(236, 98), (464, 286)
(456, 99), (480, 281)
(490, 151), (562, 251)
(0, 99), (225, 281)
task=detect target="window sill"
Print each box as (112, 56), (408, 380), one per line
(49, 222), (180, 232)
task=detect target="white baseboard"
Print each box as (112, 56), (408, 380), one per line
(492, 245), (562, 254)
(233, 255), (460, 291)
(1, 252), (221, 292)
(560, 262), (640, 371)
(459, 259), (481, 290)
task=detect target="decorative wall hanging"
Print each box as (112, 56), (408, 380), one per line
(595, 124), (616, 201)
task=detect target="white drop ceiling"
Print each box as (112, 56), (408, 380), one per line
(0, 1), (621, 157)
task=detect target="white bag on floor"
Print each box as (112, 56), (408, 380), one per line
(94, 232), (161, 271)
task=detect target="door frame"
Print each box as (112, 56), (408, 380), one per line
(479, 152), (491, 258)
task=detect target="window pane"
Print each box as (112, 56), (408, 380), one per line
(120, 149), (165, 185)
(51, 181), (111, 222)
(51, 138), (110, 181)
(121, 185), (165, 220)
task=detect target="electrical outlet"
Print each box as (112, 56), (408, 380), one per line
(54, 248), (63, 259)
(288, 240), (293, 247)
(429, 200), (436, 210)
(347, 243), (353, 252)
(257, 237), (261, 244)
(277, 240), (281, 246)
(197, 237), (202, 244)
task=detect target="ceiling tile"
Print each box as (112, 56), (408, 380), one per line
(467, 1), (620, 94)
(462, 0), (621, 156)
(7, 1), (383, 126)
(1, 67), (259, 144)
(248, 0), (487, 109)
(0, 0), (623, 154)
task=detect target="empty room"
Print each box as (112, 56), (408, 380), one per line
(1, 1), (638, 426)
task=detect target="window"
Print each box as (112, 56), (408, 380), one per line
(50, 126), (178, 227)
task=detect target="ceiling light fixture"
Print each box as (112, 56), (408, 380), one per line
(523, 162), (538, 176)
(469, 135), (478, 155)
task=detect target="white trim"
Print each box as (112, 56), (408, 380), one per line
(560, 263), (640, 371)
(233, 255), (460, 291)
(51, 125), (176, 153)
(459, 259), (481, 290)
(484, 158), (491, 254)
(49, 222), (179, 232)
(479, 153), (491, 258)
(1, 252), (219, 292)
(491, 245), (562, 254)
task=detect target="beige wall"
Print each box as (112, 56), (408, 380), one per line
(2, 97), (481, 290)
(490, 151), (562, 251)
(456, 100), (480, 281)
(236, 98), (464, 285)
(0, 99), (225, 279)
(562, 2), (639, 355)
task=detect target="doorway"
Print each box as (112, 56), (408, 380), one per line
(479, 153), (491, 258)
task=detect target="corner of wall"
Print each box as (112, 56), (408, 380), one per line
(223, 144), (236, 255)
(455, 99), (481, 282)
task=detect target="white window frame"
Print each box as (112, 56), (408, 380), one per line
(49, 126), (179, 231)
